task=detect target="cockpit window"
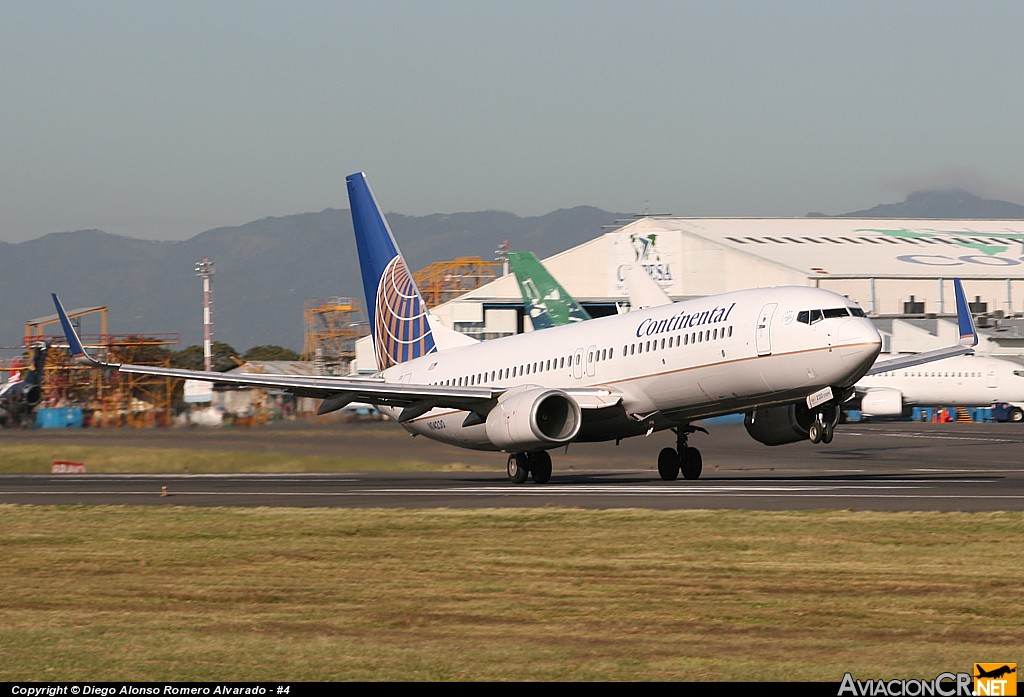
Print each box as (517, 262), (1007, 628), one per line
(797, 306), (866, 324)
(797, 309), (823, 324)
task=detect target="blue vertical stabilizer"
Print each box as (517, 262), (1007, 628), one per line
(346, 172), (437, 370)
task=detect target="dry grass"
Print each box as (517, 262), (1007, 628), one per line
(1, 505), (1020, 681)
(0, 443), (482, 473)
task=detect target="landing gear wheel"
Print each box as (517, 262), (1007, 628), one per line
(507, 453), (529, 484)
(658, 447), (680, 481)
(821, 423), (834, 444)
(808, 422), (823, 444)
(680, 446), (703, 480)
(529, 451), (552, 484)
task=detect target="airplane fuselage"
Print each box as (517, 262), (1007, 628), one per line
(858, 354), (1024, 408)
(378, 285), (882, 450)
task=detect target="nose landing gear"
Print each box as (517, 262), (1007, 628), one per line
(808, 403), (840, 444)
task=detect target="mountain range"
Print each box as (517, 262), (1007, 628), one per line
(3, 189), (1022, 354)
(1, 206), (625, 353)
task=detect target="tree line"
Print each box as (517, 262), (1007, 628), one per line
(170, 342), (300, 372)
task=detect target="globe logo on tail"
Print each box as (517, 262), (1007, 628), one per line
(374, 256), (436, 370)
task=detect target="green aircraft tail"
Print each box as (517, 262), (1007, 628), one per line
(507, 251), (591, 329)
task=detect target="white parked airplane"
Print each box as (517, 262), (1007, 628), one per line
(855, 353), (1024, 422)
(50, 172), (979, 483)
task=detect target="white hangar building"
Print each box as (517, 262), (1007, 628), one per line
(354, 217), (1024, 373)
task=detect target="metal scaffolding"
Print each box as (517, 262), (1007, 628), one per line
(413, 256), (502, 307)
(301, 297), (365, 374)
(24, 306), (180, 427)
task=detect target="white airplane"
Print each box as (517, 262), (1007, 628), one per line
(855, 353), (1024, 422)
(50, 172), (979, 484)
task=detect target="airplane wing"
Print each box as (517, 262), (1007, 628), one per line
(51, 293), (621, 421)
(863, 278), (978, 376)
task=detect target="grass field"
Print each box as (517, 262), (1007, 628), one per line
(0, 442), (486, 474)
(1, 505), (1020, 682)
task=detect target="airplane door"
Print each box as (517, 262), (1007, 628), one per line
(572, 348), (584, 379)
(585, 345), (597, 377)
(987, 365), (998, 389)
(756, 303), (777, 356)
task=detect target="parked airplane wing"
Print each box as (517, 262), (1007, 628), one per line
(863, 278), (978, 376)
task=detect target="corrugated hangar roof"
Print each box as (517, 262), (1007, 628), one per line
(27, 306), (107, 325)
(643, 217), (1024, 278)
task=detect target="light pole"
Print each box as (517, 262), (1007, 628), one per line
(195, 258), (215, 371)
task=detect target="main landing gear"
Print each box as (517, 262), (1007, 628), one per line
(808, 403), (841, 445)
(657, 426), (707, 481)
(507, 451), (553, 484)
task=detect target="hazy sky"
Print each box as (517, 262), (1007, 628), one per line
(4, 1), (1024, 243)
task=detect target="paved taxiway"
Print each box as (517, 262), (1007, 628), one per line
(1, 419), (1022, 511)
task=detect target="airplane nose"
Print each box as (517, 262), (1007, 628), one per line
(837, 318), (882, 375)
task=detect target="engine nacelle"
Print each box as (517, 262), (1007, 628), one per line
(24, 385), (42, 407)
(485, 387), (582, 451)
(859, 388), (903, 417)
(744, 402), (815, 446)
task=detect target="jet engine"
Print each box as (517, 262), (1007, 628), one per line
(485, 387), (582, 451)
(23, 385), (42, 407)
(859, 388), (903, 417)
(743, 402), (816, 446)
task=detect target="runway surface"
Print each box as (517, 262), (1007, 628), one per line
(2, 419), (1023, 511)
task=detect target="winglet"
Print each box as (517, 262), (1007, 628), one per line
(862, 277), (978, 377)
(953, 278), (978, 347)
(51, 293), (111, 368)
